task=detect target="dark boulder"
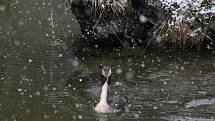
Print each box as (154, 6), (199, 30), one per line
(67, 0), (165, 48)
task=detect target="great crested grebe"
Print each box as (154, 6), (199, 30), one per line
(94, 64), (121, 113)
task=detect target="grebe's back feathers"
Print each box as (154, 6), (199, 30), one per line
(108, 95), (128, 111)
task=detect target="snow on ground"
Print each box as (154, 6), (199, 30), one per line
(158, 0), (215, 39)
(159, 0), (215, 23)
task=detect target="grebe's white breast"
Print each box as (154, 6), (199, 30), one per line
(94, 99), (120, 113)
(94, 81), (121, 113)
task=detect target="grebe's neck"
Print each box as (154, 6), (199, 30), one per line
(99, 79), (108, 104)
(94, 77), (118, 113)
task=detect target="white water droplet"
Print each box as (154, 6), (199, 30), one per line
(36, 91), (41, 96)
(181, 66), (184, 70)
(134, 113), (139, 118)
(115, 82), (122, 86)
(0, 5), (6, 12)
(29, 94), (32, 98)
(72, 59), (79, 67)
(116, 68), (122, 74)
(94, 44), (99, 48)
(28, 59), (32, 63)
(79, 78), (83, 82)
(139, 15), (148, 23)
(18, 88), (22, 92)
(43, 86), (49, 91)
(78, 115), (83, 119)
(20, 92), (25, 95)
(141, 63), (145, 68)
(58, 54), (63, 57)
(153, 106), (158, 110)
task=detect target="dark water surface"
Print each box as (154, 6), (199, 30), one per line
(0, 0), (215, 121)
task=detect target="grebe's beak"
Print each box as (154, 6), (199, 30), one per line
(101, 65), (112, 81)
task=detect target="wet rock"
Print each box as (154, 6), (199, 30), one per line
(67, 0), (165, 47)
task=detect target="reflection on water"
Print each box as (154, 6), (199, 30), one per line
(167, 116), (215, 121)
(185, 98), (215, 109)
(0, 0), (215, 121)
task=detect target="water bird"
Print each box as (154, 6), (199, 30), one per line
(94, 64), (122, 113)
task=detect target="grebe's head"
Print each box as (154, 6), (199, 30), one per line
(101, 64), (112, 80)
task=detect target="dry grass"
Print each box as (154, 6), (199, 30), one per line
(154, 1), (214, 48)
(88, 0), (128, 13)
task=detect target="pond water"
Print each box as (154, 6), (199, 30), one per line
(0, 0), (215, 121)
